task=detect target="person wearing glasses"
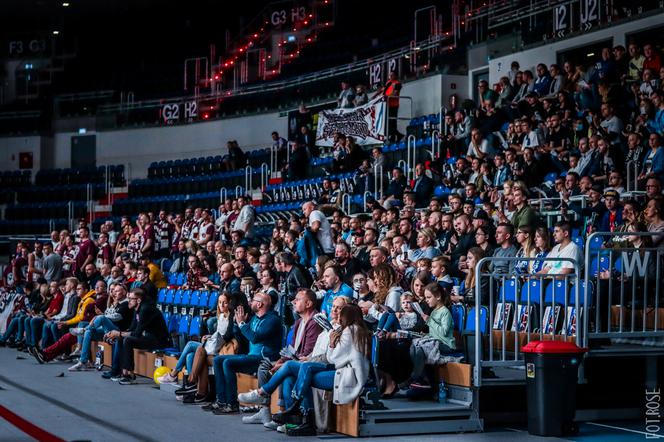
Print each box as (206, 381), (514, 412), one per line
(101, 288), (169, 385)
(202, 291), (282, 415)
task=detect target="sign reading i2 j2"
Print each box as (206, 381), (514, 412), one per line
(579, 0), (600, 31)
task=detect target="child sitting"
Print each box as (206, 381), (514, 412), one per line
(405, 283), (456, 388)
(375, 292), (425, 337)
(431, 256), (454, 290)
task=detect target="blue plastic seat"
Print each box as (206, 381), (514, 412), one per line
(520, 279), (545, 305)
(178, 315), (191, 336)
(189, 316), (202, 337)
(572, 280), (594, 307)
(157, 288), (168, 305)
(451, 304), (465, 332)
(544, 280), (570, 305)
(208, 291), (219, 310)
(499, 278), (519, 303)
(464, 306), (489, 334)
(168, 313), (181, 334)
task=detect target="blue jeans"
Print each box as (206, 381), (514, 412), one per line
(0, 313), (26, 343)
(41, 320), (64, 348)
(175, 341), (202, 373)
(29, 317), (46, 347)
(289, 362), (335, 411)
(212, 354), (262, 406)
(80, 317), (119, 363)
(74, 321), (90, 346)
(261, 360), (302, 396)
(23, 316), (34, 346)
(377, 312), (400, 332)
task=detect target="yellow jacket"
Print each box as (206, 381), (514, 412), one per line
(64, 289), (96, 326)
(148, 262), (168, 289)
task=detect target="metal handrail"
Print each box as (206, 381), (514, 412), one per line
(341, 193), (351, 216)
(373, 165), (384, 200)
(406, 135), (417, 181)
(235, 185), (243, 197)
(99, 37), (449, 115)
(219, 187), (227, 204)
(473, 256), (581, 388)
(260, 163), (269, 190)
(244, 166), (253, 193)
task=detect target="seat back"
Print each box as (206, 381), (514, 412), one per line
(208, 291), (219, 310)
(451, 304), (465, 332)
(465, 306), (489, 334)
(189, 316), (202, 337)
(499, 278), (519, 304)
(520, 279), (544, 305)
(198, 291), (210, 309)
(544, 280), (570, 305)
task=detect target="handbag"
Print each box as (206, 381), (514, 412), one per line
(218, 338), (239, 355)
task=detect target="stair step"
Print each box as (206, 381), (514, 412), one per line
(94, 205), (111, 212)
(111, 186), (129, 193)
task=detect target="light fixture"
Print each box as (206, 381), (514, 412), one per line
(52, 30), (60, 35)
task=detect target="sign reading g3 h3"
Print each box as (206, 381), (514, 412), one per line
(271, 7), (307, 26)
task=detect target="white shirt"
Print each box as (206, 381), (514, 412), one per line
(544, 241), (582, 274)
(309, 210), (334, 253)
(234, 205), (256, 238)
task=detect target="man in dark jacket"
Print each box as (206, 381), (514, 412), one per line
(105, 287), (169, 384)
(286, 142), (309, 180)
(411, 163), (434, 208)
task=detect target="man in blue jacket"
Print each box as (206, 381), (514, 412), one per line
(203, 291), (282, 414)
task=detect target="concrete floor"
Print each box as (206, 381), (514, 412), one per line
(0, 348), (649, 442)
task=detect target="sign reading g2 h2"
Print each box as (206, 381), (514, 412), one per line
(161, 101), (198, 125)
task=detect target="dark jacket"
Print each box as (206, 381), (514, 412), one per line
(412, 174), (434, 208)
(283, 265), (312, 300)
(128, 301), (169, 346)
(61, 294), (80, 322)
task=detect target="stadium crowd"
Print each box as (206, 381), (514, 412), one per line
(1, 39), (664, 436)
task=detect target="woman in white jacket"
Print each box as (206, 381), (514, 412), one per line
(272, 304), (371, 436)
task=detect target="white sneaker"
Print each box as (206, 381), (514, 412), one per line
(157, 372), (178, 385)
(68, 361), (93, 372)
(69, 347), (82, 358)
(276, 424), (286, 433)
(263, 420), (279, 430)
(242, 407), (271, 424)
(70, 328), (85, 337)
(238, 389), (269, 405)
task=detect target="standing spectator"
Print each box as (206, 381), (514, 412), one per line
(353, 84), (369, 107)
(337, 81), (355, 109)
(380, 71), (403, 141)
(75, 227), (97, 279)
(233, 195), (256, 242)
(271, 131), (288, 169)
(41, 242), (62, 283)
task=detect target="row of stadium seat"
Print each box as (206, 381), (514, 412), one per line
(35, 165), (125, 186)
(147, 150), (271, 179)
(5, 201), (88, 221)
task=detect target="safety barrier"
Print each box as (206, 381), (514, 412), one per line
(472, 256), (582, 387)
(583, 231), (664, 345)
